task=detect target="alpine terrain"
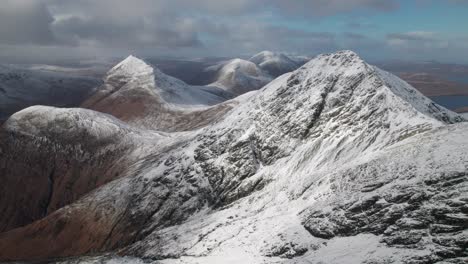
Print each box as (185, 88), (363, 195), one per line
(249, 51), (302, 77)
(81, 56), (235, 131)
(0, 51), (467, 264)
(205, 58), (273, 95)
(203, 51), (307, 95)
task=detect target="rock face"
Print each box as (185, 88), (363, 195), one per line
(82, 56), (235, 131)
(0, 51), (466, 263)
(0, 65), (100, 123)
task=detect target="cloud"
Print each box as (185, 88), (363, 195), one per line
(1, 0), (466, 64)
(1, 0), (399, 50)
(52, 15), (202, 48)
(383, 31), (468, 63)
(340, 32), (383, 57)
(343, 32), (367, 40)
(270, 0), (399, 17)
(446, 0), (468, 5)
(0, 0), (56, 45)
(194, 20), (338, 55)
(45, 0), (344, 56)
(387, 31), (436, 41)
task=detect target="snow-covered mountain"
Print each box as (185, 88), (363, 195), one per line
(0, 64), (100, 123)
(191, 52), (306, 95)
(206, 58), (273, 95)
(82, 55), (236, 131)
(0, 106), (171, 233)
(249, 51), (300, 77)
(0, 51), (466, 263)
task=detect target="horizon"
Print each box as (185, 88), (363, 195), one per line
(1, 0), (468, 64)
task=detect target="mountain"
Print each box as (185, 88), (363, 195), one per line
(82, 55), (236, 131)
(0, 106), (169, 233)
(0, 51), (466, 263)
(287, 54), (313, 66)
(0, 64), (100, 123)
(206, 58), (273, 95)
(249, 51), (300, 77)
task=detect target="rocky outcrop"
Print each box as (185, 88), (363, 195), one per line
(300, 124), (468, 263)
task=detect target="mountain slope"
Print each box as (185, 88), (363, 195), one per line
(82, 56), (235, 131)
(0, 105), (174, 233)
(206, 58), (273, 95)
(0, 51), (466, 263)
(249, 51), (300, 77)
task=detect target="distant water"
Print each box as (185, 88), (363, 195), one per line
(430, 95), (468, 111)
(447, 75), (468, 85)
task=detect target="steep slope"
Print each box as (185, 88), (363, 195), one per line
(206, 58), (273, 95)
(0, 64), (99, 123)
(82, 56), (235, 131)
(0, 51), (466, 263)
(249, 51), (300, 77)
(0, 106), (178, 233)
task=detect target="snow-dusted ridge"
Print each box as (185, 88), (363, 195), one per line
(205, 51), (306, 96)
(0, 51), (466, 263)
(249, 50), (300, 77)
(101, 55), (232, 108)
(206, 58), (273, 95)
(82, 55), (237, 131)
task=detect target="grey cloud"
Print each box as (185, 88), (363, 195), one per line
(346, 21), (377, 29)
(2, 0), (466, 64)
(199, 21), (338, 55)
(343, 32), (367, 40)
(387, 31), (436, 41)
(340, 32), (383, 56)
(271, 0), (399, 17)
(446, 0), (468, 5)
(383, 31), (468, 63)
(25, 0), (400, 51)
(52, 16), (202, 48)
(0, 0), (56, 45)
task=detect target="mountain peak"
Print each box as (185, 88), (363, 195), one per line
(253, 50), (275, 57)
(250, 50), (291, 62)
(314, 50), (365, 66)
(107, 55), (153, 78)
(301, 50), (368, 75)
(222, 58), (262, 75)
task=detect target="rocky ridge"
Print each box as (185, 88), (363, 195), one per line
(82, 56), (236, 132)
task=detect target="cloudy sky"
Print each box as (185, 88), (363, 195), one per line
(1, 0), (467, 64)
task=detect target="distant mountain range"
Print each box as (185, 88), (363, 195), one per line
(0, 65), (100, 123)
